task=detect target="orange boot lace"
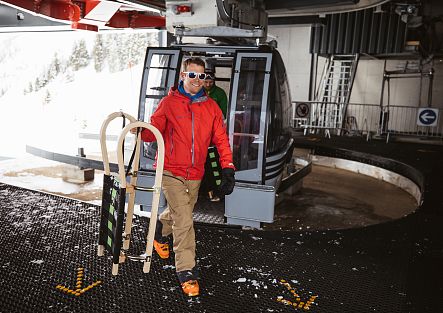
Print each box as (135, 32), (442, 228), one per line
(181, 280), (199, 297)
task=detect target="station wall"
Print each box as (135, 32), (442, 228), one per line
(269, 24), (443, 109)
(268, 25), (312, 101)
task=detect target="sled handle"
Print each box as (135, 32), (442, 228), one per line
(117, 121), (164, 274)
(98, 114), (164, 276)
(116, 121), (164, 190)
(100, 112), (137, 175)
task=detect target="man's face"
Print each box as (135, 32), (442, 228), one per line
(203, 79), (214, 90)
(181, 63), (205, 95)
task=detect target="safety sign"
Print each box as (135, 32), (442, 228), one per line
(295, 103), (310, 118)
(417, 108), (438, 127)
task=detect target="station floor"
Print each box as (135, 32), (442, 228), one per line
(0, 135), (442, 312)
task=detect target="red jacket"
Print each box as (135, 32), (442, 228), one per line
(140, 87), (234, 180)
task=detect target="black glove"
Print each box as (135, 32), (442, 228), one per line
(218, 168), (235, 196)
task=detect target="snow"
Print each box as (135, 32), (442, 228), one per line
(0, 31), (152, 158)
(0, 30), (157, 200)
(30, 259), (44, 265)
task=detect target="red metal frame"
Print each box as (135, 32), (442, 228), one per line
(3, 0), (165, 30)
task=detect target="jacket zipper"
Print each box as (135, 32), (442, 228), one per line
(191, 110), (195, 167)
(170, 128), (174, 156)
(185, 101), (195, 180)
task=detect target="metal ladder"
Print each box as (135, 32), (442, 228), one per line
(313, 54), (359, 134)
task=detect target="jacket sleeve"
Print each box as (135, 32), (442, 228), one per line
(140, 99), (167, 142)
(218, 87), (228, 118)
(211, 106), (235, 170)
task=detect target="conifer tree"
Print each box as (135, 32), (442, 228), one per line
(107, 34), (121, 73)
(93, 34), (106, 72)
(43, 90), (51, 105)
(69, 40), (90, 71)
(77, 39), (90, 69)
(117, 34), (128, 71)
(34, 77), (41, 91)
(23, 82), (33, 95)
(48, 53), (62, 79)
(69, 42), (80, 71)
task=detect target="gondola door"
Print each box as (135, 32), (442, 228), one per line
(228, 52), (272, 184)
(135, 48), (181, 213)
(137, 48), (182, 169)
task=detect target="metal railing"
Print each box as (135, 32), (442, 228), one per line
(292, 101), (443, 141)
(384, 105), (443, 139)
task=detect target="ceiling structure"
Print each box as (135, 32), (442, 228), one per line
(0, 0), (167, 31)
(0, 0), (399, 32)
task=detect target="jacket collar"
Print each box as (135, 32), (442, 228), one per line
(176, 81), (207, 102)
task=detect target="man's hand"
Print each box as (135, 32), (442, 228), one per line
(130, 127), (139, 135)
(218, 168), (235, 196)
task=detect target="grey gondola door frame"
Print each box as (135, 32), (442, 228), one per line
(137, 48), (182, 170)
(134, 48), (181, 213)
(228, 51), (272, 184)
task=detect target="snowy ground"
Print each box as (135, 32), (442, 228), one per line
(0, 153), (150, 220)
(0, 155), (104, 204)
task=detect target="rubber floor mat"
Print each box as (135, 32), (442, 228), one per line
(0, 183), (431, 312)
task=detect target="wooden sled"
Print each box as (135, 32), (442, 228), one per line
(97, 112), (164, 275)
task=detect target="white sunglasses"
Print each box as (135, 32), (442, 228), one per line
(183, 71), (212, 80)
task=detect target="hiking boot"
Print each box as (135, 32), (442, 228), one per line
(153, 240), (169, 259)
(177, 270), (199, 297)
(192, 266), (200, 280)
(181, 280), (199, 297)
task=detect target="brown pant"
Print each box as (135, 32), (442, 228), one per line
(159, 171), (201, 272)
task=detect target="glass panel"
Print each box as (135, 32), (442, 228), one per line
(145, 54), (171, 97)
(267, 51), (291, 155)
(232, 57), (267, 171)
(151, 53), (171, 67)
(233, 131), (259, 170)
(237, 58), (267, 104)
(240, 57), (267, 72)
(146, 67), (169, 96)
(141, 53), (174, 162)
(143, 98), (160, 123)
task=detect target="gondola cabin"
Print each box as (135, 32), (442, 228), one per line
(133, 0), (310, 228)
(134, 44), (308, 228)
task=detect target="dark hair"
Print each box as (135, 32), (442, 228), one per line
(182, 57), (205, 71)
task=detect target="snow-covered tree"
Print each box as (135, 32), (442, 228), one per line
(68, 42), (79, 71)
(34, 77), (41, 91)
(43, 89), (51, 105)
(107, 34), (122, 73)
(129, 33), (146, 66)
(77, 39), (90, 69)
(69, 39), (90, 71)
(48, 53), (62, 79)
(64, 68), (75, 83)
(23, 82), (33, 95)
(92, 34), (106, 72)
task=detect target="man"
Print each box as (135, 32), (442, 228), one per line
(202, 70), (229, 201)
(136, 57), (235, 297)
(203, 70), (228, 118)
